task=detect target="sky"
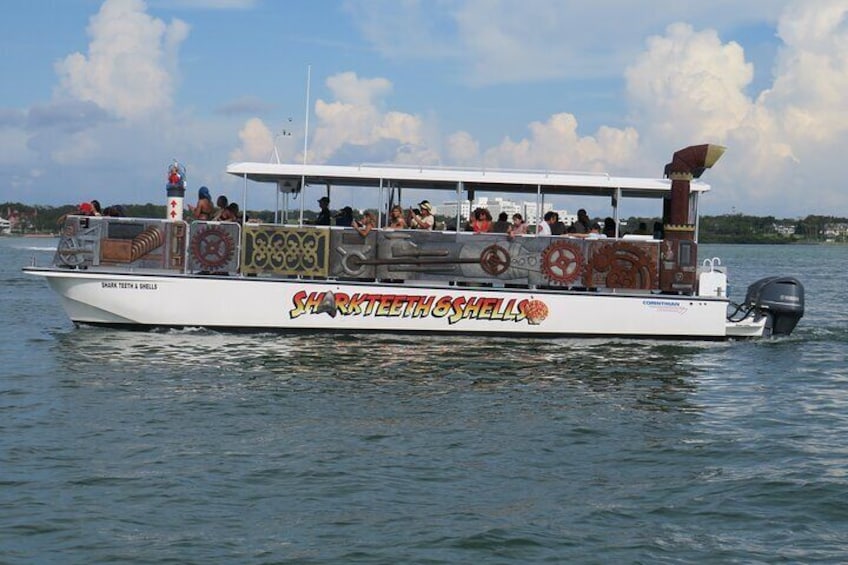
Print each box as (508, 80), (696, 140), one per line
(2, 0), (847, 218)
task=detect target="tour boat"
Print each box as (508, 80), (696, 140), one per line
(24, 144), (804, 339)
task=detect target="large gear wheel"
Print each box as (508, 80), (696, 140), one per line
(191, 226), (235, 269)
(540, 241), (585, 285)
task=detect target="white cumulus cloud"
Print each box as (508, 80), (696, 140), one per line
(230, 117), (275, 162)
(480, 113), (640, 172)
(309, 71), (428, 164)
(618, 1), (848, 213)
(55, 0), (189, 121)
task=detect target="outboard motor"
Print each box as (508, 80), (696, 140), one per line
(743, 276), (805, 336)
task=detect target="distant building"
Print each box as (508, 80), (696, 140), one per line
(824, 222), (848, 240)
(520, 201), (560, 226)
(439, 196), (561, 226)
(773, 223), (796, 237)
(0, 217), (11, 235)
(476, 197), (522, 219)
(438, 200), (471, 220)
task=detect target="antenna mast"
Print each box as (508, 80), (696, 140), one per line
(303, 65), (311, 165)
(299, 65), (311, 226)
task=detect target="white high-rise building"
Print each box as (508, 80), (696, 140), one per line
(440, 197), (527, 221)
(483, 197), (522, 219)
(438, 200), (471, 220)
(438, 197), (579, 228)
(521, 201), (553, 225)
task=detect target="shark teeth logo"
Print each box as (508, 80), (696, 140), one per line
(315, 291), (337, 317)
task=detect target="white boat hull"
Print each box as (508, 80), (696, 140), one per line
(26, 268), (736, 339)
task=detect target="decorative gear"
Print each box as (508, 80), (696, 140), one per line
(57, 237), (85, 267)
(540, 241), (585, 285)
(479, 244), (511, 276)
(191, 226), (234, 269)
(589, 242), (657, 289)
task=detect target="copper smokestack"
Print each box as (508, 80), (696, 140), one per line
(664, 144), (725, 226)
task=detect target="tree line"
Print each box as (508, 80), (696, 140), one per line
(2, 201), (846, 243)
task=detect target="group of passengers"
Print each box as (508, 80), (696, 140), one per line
(314, 197), (437, 231)
(61, 200), (126, 224)
(224, 192), (659, 240)
(534, 208), (622, 239)
(189, 186), (240, 222)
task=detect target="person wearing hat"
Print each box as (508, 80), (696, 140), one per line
(335, 206), (354, 227)
(409, 200), (435, 230)
(315, 196), (332, 226)
(78, 202), (96, 216)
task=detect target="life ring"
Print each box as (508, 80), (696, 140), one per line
(540, 240), (584, 285)
(191, 226), (234, 269)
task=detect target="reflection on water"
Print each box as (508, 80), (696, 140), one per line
(53, 328), (709, 414)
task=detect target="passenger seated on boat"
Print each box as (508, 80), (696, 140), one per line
(492, 212), (511, 233)
(570, 222), (606, 239)
(335, 206), (354, 227)
(353, 211), (376, 237)
(219, 202), (240, 223)
(550, 213), (566, 235)
(603, 217), (617, 238)
(315, 196), (332, 226)
(537, 211), (554, 236)
(586, 223), (606, 239)
(388, 205), (407, 229)
(569, 208), (591, 234)
(408, 200), (434, 230)
(633, 221), (650, 235)
(57, 201), (98, 224)
(467, 207), (492, 233)
(653, 221), (664, 239)
(102, 204), (126, 217)
(508, 213), (528, 237)
(211, 195), (229, 220)
(189, 186), (214, 220)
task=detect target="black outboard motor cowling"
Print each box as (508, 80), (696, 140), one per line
(744, 276), (805, 336)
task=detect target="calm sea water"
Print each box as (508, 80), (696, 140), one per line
(1, 238), (846, 564)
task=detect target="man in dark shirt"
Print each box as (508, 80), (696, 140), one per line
(335, 206), (354, 227)
(315, 196), (332, 226)
(550, 212), (566, 235)
(492, 212), (511, 233)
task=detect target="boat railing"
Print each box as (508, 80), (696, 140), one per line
(53, 216), (699, 294)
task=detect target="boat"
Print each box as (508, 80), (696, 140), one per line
(23, 144), (804, 339)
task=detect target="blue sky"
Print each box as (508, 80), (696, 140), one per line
(2, 0), (847, 218)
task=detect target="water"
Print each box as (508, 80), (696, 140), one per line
(2, 238), (847, 563)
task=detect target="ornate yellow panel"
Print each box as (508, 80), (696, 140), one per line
(241, 225), (330, 276)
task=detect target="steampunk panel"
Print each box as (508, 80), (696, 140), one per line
(55, 217), (186, 271)
(188, 222), (241, 274)
(241, 224), (329, 277)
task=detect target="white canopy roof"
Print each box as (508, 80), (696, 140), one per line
(226, 162), (711, 199)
